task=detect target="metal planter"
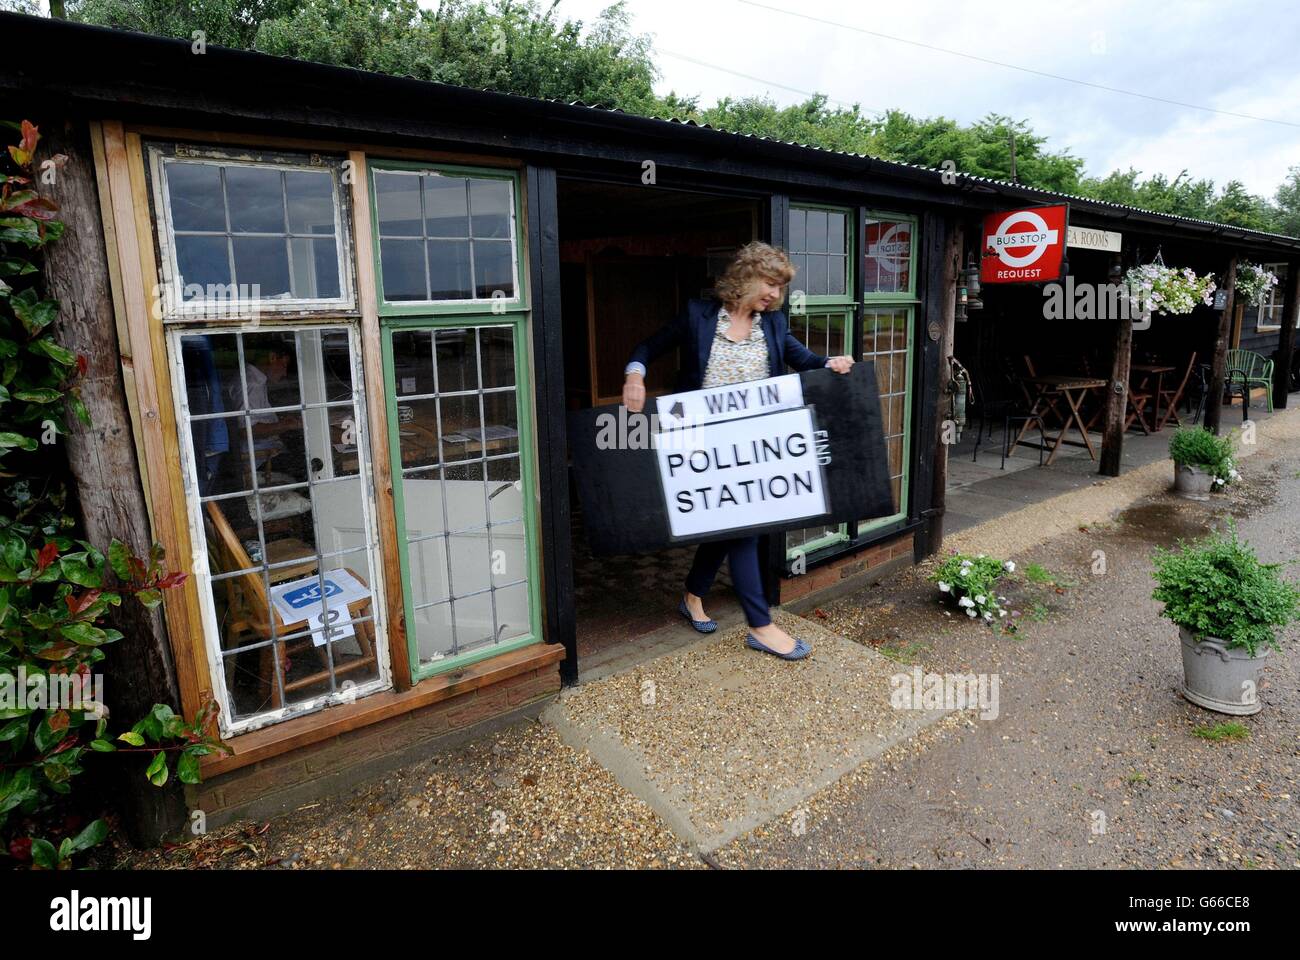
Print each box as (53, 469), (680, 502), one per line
(1179, 627), (1267, 715)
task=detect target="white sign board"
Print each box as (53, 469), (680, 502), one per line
(654, 405), (827, 538)
(1066, 225), (1122, 252)
(269, 568), (370, 646)
(654, 373), (803, 429)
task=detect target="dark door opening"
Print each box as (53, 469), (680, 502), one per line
(555, 178), (761, 662)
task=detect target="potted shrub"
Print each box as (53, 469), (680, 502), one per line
(1151, 523), (1299, 715)
(1168, 426), (1236, 500)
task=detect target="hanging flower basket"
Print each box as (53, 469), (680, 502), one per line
(1235, 262), (1279, 306)
(1125, 259), (1217, 318)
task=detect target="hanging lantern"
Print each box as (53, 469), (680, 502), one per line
(964, 256), (983, 311)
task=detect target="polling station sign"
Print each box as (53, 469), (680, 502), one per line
(980, 204), (1069, 284)
(654, 405), (828, 538)
(654, 372), (803, 429)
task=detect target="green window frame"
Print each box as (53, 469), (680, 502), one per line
(369, 159), (541, 682)
(786, 203), (855, 562)
(369, 160), (528, 317)
(859, 210), (918, 534)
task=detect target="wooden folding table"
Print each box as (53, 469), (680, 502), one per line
(1010, 375), (1108, 465)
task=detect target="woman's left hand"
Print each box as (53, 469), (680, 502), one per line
(827, 355), (855, 374)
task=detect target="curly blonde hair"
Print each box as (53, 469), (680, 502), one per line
(714, 241), (796, 305)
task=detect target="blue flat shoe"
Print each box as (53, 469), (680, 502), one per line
(678, 599), (717, 634)
(745, 633), (811, 660)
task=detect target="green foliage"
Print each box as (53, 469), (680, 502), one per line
(1168, 426), (1235, 477)
(1151, 522), (1300, 657)
(69, 0), (693, 118)
(1191, 721), (1250, 742)
(930, 552), (1011, 625)
(55, 0), (1298, 230)
(1, 120), (225, 870)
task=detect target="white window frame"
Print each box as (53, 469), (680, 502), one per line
(168, 321), (391, 737)
(1256, 262), (1288, 332)
(148, 144), (357, 321)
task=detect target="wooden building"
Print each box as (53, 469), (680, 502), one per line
(3, 13), (1299, 837)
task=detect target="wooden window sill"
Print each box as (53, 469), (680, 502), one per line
(200, 641), (564, 778)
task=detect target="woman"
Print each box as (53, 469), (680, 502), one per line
(622, 241), (855, 660)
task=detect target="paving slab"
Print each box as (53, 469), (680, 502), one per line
(543, 610), (949, 852)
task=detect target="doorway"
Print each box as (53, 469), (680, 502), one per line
(555, 177), (763, 661)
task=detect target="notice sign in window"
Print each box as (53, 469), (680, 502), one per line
(655, 405), (828, 538)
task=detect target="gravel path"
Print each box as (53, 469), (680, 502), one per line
(711, 448), (1300, 869)
(115, 413), (1300, 869)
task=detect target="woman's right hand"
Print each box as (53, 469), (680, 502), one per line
(622, 373), (646, 413)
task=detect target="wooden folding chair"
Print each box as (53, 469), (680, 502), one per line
(1157, 352), (1198, 430)
(204, 501), (378, 710)
(1124, 375), (1154, 435)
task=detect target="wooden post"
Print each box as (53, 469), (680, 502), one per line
(1204, 255), (1238, 435)
(915, 213), (961, 559)
(38, 119), (188, 844)
(1099, 253), (1130, 477)
(524, 164), (578, 684)
(1272, 260), (1299, 410)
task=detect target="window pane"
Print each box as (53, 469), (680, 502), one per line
(391, 330), (434, 396)
(233, 236), (292, 299)
(479, 326), (515, 389)
(829, 253), (846, 297)
(470, 178), (512, 238)
(807, 253), (828, 296)
(285, 170), (337, 236)
(434, 328), (476, 392)
(289, 237), (341, 300)
(225, 166), (285, 234)
(789, 209), (806, 252)
(473, 239), (514, 299)
(424, 174), (469, 238)
(827, 211), (846, 254)
(166, 161), (226, 232)
(175, 235), (231, 297)
(427, 238), (472, 300)
(380, 239), (426, 301)
(806, 210), (828, 253)
(374, 171), (422, 236)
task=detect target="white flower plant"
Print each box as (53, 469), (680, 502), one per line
(930, 552), (1016, 630)
(1234, 262), (1279, 307)
(1124, 262), (1217, 318)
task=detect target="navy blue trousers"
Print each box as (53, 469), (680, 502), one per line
(684, 535), (772, 628)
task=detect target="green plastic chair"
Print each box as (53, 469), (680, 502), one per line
(1225, 348), (1274, 412)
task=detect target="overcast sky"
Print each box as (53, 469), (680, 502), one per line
(542, 0), (1300, 197)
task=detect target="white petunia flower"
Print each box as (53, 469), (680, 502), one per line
(967, 609), (977, 618)
(999, 610), (1008, 618)
(938, 581), (951, 593)
(974, 595), (986, 605)
(958, 596), (975, 608)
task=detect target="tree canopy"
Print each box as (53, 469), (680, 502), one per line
(37, 0), (1299, 236)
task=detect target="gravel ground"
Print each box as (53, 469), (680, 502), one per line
(710, 449), (1300, 869)
(114, 413), (1300, 869)
(114, 721), (699, 869)
(552, 610), (945, 849)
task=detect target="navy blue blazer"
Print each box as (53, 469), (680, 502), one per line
(626, 297), (829, 392)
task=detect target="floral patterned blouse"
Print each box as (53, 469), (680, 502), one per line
(700, 307), (769, 388)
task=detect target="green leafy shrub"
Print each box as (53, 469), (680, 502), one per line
(930, 552), (1014, 625)
(2, 120), (227, 869)
(1168, 426), (1237, 482)
(1151, 522), (1300, 657)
